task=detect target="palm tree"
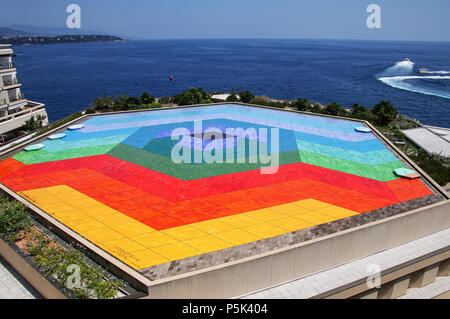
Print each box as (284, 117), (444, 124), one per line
(35, 114), (47, 128)
(24, 117), (37, 131)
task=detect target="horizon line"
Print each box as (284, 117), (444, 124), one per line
(3, 25), (450, 43)
(125, 37), (450, 44)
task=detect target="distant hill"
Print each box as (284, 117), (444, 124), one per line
(0, 25), (128, 46)
(1, 35), (126, 46)
(0, 27), (36, 37)
(1, 25), (138, 41)
(9, 24), (115, 37)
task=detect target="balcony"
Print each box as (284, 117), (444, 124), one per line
(0, 62), (15, 72)
(2, 78), (20, 88)
(8, 93), (26, 104)
(0, 102), (48, 135)
(0, 45), (13, 56)
(0, 98), (7, 107)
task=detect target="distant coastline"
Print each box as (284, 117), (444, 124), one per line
(0, 34), (127, 46)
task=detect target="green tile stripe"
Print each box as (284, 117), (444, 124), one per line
(13, 144), (118, 165)
(43, 134), (130, 153)
(296, 139), (398, 165)
(299, 150), (404, 181)
(108, 143), (301, 181)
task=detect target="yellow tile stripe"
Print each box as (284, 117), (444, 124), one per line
(20, 186), (359, 270)
(20, 186), (163, 269)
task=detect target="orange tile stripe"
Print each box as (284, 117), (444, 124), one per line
(2, 167), (407, 230)
(0, 158), (24, 179)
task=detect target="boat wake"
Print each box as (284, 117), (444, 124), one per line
(376, 60), (450, 99)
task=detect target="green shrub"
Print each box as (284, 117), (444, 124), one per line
(410, 151), (450, 186)
(26, 231), (52, 257)
(36, 112), (83, 136)
(349, 105), (378, 123)
(324, 102), (342, 116)
(32, 243), (121, 299)
(21, 114), (46, 132)
(148, 102), (163, 108)
(175, 88), (210, 106)
(0, 197), (31, 242)
(294, 98), (310, 111)
(24, 229), (121, 299)
(309, 103), (324, 113)
(23, 117), (38, 131)
(112, 95), (129, 111)
(394, 115), (419, 130)
(158, 96), (175, 104)
(351, 103), (366, 114)
(373, 100), (398, 125)
(239, 91), (255, 104)
(141, 92), (156, 104)
(252, 95), (271, 105)
(393, 130), (406, 139)
(125, 97), (141, 110)
(92, 96), (113, 112)
(251, 95), (287, 108)
(85, 107), (96, 114)
(0, 192), (122, 299)
(226, 94), (239, 102)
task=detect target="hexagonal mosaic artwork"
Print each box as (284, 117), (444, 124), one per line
(0, 104), (433, 270)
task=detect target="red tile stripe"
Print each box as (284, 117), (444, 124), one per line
(2, 154), (403, 203)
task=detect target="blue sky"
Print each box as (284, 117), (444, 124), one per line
(1, 0), (450, 41)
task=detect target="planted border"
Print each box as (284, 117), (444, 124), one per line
(0, 191), (123, 299)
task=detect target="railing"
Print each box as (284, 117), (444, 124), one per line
(8, 93), (25, 103)
(2, 78), (20, 87)
(0, 62), (15, 70)
(0, 104), (46, 124)
(0, 98), (7, 107)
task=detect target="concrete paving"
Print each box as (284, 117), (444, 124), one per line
(0, 257), (37, 299)
(425, 125), (450, 142)
(398, 276), (450, 299)
(402, 127), (450, 157)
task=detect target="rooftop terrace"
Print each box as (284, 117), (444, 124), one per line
(0, 104), (446, 288)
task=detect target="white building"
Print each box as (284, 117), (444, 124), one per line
(0, 44), (48, 142)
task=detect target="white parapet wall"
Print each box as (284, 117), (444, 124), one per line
(0, 105), (48, 135)
(143, 200), (450, 298)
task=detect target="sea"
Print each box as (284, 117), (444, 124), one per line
(12, 39), (450, 127)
